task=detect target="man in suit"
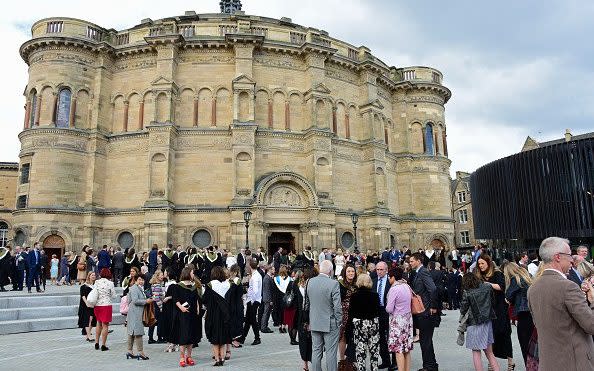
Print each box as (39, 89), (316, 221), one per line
(371, 261), (392, 369)
(577, 245), (590, 262)
(148, 244), (158, 279)
(380, 248), (390, 263)
(112, 246), (124, 286)
(26, 242), (42, 293)
(260, 265), (275, 333)
(429, 261), (446, 314)
(12, 246), (26, 291)
(528, 237), (594, 370)
(97, 245), (111, 272)
(409, 252), (439, 371)
(568, 255), (584, 287)
(305, 260), (342, 371)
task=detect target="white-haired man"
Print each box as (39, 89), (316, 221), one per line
(305, 259), (342, 371)
(528, 237), (594, 371)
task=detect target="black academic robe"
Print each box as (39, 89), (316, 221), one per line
(161, 252), (173, 272)
(203, 282), (232, 345)
(123, 255), (140, 278)
(169, 282), (201, 345)
(202, 253), (222, 282)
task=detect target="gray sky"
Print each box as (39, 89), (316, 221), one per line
(2, 0), (592, 175)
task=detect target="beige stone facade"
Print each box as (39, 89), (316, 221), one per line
(11, 12), (454, 255)
(451, 171), (475, 248)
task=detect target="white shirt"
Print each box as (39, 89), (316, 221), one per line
(527, 261), (539, 277)
(226, 256), (237, 268)
(247, 271), (262, 303)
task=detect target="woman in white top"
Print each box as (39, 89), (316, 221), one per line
(94, 268), (116, 351)
(273, 265), (293, 333)
(334, 249), (346, 277)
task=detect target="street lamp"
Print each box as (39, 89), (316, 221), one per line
(351, 213), (359, 250)
(243, 210), (252, 249)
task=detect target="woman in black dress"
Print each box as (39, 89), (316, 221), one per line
(476, 254), (515, 371)
(161, 266), (177, 352)
(203, 266), (233, 367)
(295, 267), (316, 371)
(77, 271), (97, 341)
(169, 266), (201, 367)
(123, 248), (140, 279)
(228, 265), (244, 352)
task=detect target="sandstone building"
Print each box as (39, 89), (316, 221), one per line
(451, 171), (476, 249)
(8, 8), (454, 257)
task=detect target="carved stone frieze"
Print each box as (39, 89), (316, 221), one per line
(176, 136), (232, 149)
(24, 137), (88, 152)
(395, 95), (445, 105)
(325, 66), (358, 84)
(107, 138), (149, 155)
(113, 58), (157, 71)
(178, 51), (235, 64)
(253, 51), (304, 71)
(332, 146), (362, 161)
(256, 138), (304, 152)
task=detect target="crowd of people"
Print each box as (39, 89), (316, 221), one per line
(3, 239), (594, 370)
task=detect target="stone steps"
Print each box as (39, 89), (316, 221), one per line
(0, 289), (125, 335)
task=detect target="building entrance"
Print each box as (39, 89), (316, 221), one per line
(267, 232), (295, 257)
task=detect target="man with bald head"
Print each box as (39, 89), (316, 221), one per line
(371, 261), (392, 369)
(305, 259), (342, 371)
(528, 237), (594, 371)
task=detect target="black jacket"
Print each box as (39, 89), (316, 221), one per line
(371, 275), (390, 309)
(348, 288), (381, 320)
(460, 283), (496, 326)
(410, 266), (438, 314)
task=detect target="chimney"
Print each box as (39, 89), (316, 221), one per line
(565, 128), (572, 142)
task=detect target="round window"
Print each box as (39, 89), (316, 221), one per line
(117, 231), (134, 249)
(341, 231), (354, 249)
(14, 230), (26, 246)
(192, 229), (212, 248)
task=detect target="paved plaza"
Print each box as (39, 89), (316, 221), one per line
(0, 286), (525, 371)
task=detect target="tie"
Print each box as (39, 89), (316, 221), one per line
(378, 277), (384, 306)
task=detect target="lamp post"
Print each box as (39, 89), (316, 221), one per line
(351, 213), (359, 250)
(243, 210), (252, 249)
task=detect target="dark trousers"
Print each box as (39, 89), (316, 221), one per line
(148, 305), (162, 340)
(260, 301), (272, 330)
(416, 313), (438, 371)
(378, 311), (391, 366)
(242, 301), (260, 341)
(113, 268), (123, 286)
(517, 311), (534, 365)
(13, 269), (24, 290)
(27, 266), (40, 291)
(448, 290), (459, 309)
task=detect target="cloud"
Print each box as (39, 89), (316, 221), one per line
(0, 0), (592, 177)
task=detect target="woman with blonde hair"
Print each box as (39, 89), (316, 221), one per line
(77, 251), (88, 284)
(346, 273), (382, 370)
(148, 269), (165, 344)
(504, 262), (534, 367)
(576, 260), (594, 283)
(78, 271), (97, 342)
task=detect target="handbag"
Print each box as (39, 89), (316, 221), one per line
(407, 284), (426, 315)
(119, 294), (129, 315)
(283, 287), (295, 308)
(86, 287), (98, 307)
(142, 302), (157, 327)
(338, 360), (355, 371)
(77, 262), (86, 271)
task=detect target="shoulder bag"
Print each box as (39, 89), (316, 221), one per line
(283, 282), (295, 308)
(119, 294), (130, 315)
(86, 287), (98, 307)
(142, 301), (157, 327)
(407, 284), (426, 315)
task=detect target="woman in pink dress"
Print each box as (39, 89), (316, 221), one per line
(385, 266), (413, 371)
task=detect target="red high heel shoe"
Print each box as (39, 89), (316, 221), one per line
(186, 357), (195, 366)
(179, 357), (186, 367)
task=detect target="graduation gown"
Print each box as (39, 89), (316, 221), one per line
(0, 248), (10, 286)
(161, 251), (173, 272)
(169, 282), (201, 345)
(123, 255), (140, 278)
(228, 278), (244, 339)
(203, 281), (233, 345)
(68, 256), (78, 281)
(202, 252), (222, 282)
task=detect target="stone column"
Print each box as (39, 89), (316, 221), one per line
(69, 97), (77, 128)
(211, 97), (217, 127)
(50, 93), (58, 126)
(285, 101), (290, 130)
(123, 101), (129, 132)
(267, 100), (273, 128)
(193, 98), (198, 126)
(34, 95), (42, 127)
(138, 101), (144, 129)
(345, 113), (350, 139)
(23, 101), (30, 129)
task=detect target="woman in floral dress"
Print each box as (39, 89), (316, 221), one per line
(338, 264), (357, 362)
(385, 266), (413, 371)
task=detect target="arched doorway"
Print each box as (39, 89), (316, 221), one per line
(43, 235), (65, 279)
(267, 232), (295, 258)
(430, 238), (446, 249)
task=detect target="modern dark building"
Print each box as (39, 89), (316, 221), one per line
(470, 130), (594, 253)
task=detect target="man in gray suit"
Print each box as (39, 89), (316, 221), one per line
(305, 260), (342, 371)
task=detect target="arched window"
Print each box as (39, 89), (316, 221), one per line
(29, 90), (37, 128)
(425, 123), (435, 155)
(55, 88), (72, 127)
(0, 222), (7, 247)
